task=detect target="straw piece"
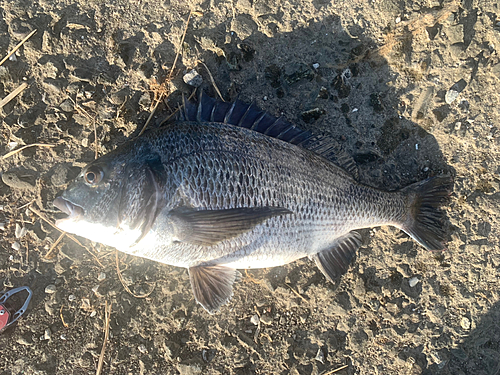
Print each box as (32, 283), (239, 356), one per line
(0, 29), (37, 67)
(0, 82), (28, 110)
(2, 142), (54, 159)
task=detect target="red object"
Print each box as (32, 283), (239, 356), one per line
(0, 286), (32, 332)
(0, 305), (9, 330)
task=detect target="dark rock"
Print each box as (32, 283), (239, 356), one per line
(433, 105), (450, 122)
(377, 117), (410, 155)
(370, 93), (384, 112)
(353, 152), (380, 164)
(301, 108), (325, 123)
(284, 63), (314, 85)
(265, 64), (281, 88)
(332, 73), (351, 99)
(239, 43), (255, 62)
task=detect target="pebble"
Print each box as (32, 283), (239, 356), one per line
(15, 223), (27, 239)
(409, 277), (420, 287)
(0, 223), (5, 231)
(460, 317), (471, 330)
(260, 315), (273, 325)
(2, 171), (36, 191)
(445, 89), (459, 104)
(312, 63), (320, 69)
(138, 344), (148, 354)
(68, 294), (76, 302)
(97, 272), (106, 281)
(315, 348), (325, 364)
(45, 284), (57, 294)
(59, 99), (74, 113)
(250, 314), (260, 325)
(12, 242), (21, 251)
(183, 69), (203, 87)
(44, 328), (51, 341)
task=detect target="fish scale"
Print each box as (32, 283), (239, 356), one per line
(53, 95), (452, 313)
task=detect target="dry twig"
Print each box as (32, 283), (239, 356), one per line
(60, 305), (69, 328)
(139, 9), (192, 136)
(115, 251), (156, 298)
(2, 142), (54, 159)
(44, 231), (66, 259)
(321, 364), (349, 375)
(0, 82), (29, 110)
(198, 61), (224, 101)
(96, 301), (112, 375)
(0, 29), (36, 66)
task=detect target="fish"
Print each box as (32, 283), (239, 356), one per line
(53, 92), (453, 314)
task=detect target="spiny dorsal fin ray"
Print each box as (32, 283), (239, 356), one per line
(179, 92), (359, 179)
(310, 231), (362, 283)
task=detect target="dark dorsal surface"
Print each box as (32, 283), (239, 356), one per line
(175, 92), (359, 179)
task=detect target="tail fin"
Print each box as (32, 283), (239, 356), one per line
(399, 176), (453, 251)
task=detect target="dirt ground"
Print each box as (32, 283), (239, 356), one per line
(0, 0), (499, 374)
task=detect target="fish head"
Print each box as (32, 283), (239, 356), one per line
(52, 145), (145, 249)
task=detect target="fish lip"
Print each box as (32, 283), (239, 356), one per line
(53, 197), (85, 220)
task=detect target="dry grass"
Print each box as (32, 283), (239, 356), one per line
(96, 301), (112, 375)
(139, 10), (192, 136)
(115, 251), (156, 298)
(0, 29), (36, 66)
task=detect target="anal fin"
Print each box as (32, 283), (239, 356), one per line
(311, 231), (362, 283)
(189, 265), (241, 314)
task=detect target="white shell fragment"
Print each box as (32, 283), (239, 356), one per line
(183, 69), (203, 87)
(409, 277), (419, 287)
(250, 314), (260, 325)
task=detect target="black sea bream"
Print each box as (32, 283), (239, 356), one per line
(53, 93), (453, 313)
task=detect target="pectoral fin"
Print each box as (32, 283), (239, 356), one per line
(189, 265), (241, 314)
(170, 206), (292, 246)
(311, 231), (362, 283)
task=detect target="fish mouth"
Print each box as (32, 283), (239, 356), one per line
(53, 197), (85, 221)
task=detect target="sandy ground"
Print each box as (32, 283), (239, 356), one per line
(0, 0), (499, 374)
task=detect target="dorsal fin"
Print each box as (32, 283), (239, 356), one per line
(178, 92), (359, 179)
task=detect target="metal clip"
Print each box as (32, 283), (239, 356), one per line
(0, 286), (32, 332)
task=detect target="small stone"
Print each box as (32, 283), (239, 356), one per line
(97, 272), (106, 281)
(12, 242), (21, 251)
(90, 310), (97, 317)
(15, 224), (27, 239)
(60, 99), (74, 113)
(45, 284), (57, 294)
(138, 344), (148, 354)
(44, 328), (51, 341)
(315, 348), (325, 364)
(409, 277), (419, 287)
(16, 337), (33, 346)
(445, 89), (459, 104)
(260, 315), (273, 325)
(395, 16), (401, 24)
(177, 364), (202, 375)
(312, 63), (320, 69)
(183, 69), (203, 87)
(68, 294), (76, 302)
(0, 223), (5, 231)
(460, 317), (471, 330)
(454, 122), (462, 131)
(60, 334), (67, 340)
(250, 314), (260, 325)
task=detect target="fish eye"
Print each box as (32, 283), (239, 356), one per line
(84, 166), (104, 185)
